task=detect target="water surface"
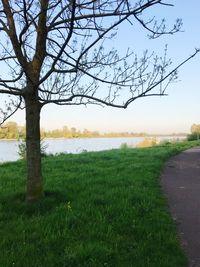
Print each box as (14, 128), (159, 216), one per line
(0, 137), (143, 162)
(0, 136), (186, 163)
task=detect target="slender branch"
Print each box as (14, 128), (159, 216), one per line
(0, 55), (16, 61)
(0, 70), (24, 83)
(0, 96), (23, 125)
(134, 14), (182, 39)
(123, 49), (200, 107)
(0, 88), (22, 96)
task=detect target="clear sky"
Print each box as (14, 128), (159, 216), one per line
(7, 0), (200, 134)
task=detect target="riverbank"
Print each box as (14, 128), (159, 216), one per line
(0, 134), (187, 141)
(0, 140), (199, 266)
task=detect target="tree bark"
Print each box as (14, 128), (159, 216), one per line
(25, 94), (44, 201)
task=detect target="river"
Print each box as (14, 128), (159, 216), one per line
(0, 137), (144, 162)
(0, 136), (186, 162)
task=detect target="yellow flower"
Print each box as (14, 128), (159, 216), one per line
(67, 201), (72, 210)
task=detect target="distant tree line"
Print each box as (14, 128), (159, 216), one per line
(0, 121), (146, 139)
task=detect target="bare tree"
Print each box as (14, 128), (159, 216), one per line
(0, 0), (199, 201)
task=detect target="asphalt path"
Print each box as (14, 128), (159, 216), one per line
(161, 147), (200, 267)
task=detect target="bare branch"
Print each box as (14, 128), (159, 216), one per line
(123, 49), (200, 108)
(0, 96), (22, 125)
(40, 49), (200, 108)
(48, 0), (162, 30)
(0, 87), (22, 96)
(1, 0), (27, 68)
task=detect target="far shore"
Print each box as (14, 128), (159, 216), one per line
(0, 134), (187, 142)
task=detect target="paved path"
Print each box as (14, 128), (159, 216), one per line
(161, 147), (200, 267)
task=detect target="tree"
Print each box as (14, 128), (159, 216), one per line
(0, 121), (17, 138)
(0, 0), (199, 201)
(0, 121), (25, 139)
(191, 124), (200, 140)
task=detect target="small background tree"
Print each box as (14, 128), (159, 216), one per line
(188, 124), (200, 141)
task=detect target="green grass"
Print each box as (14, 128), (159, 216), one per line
(0, 141), (199, 267)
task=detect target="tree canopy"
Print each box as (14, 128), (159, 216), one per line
(0, 0), (198, 123)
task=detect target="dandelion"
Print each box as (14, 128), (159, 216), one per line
(67, 201), (72, 211)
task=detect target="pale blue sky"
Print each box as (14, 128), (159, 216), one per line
(8, 0), (200, 134)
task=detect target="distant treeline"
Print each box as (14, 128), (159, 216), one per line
(0, 121), (146, 139)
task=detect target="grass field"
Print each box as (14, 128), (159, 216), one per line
(0, 141), (199, 267)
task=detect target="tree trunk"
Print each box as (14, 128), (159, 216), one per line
(25, 95), (44, 201)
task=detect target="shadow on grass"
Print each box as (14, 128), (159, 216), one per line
(0, 190), (68, 219)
